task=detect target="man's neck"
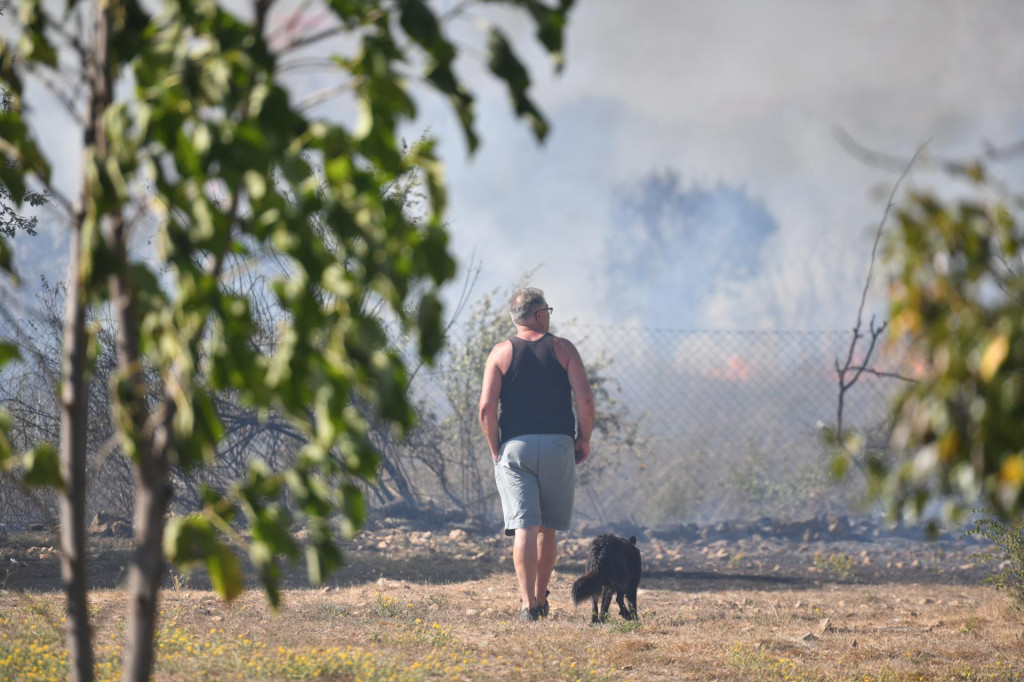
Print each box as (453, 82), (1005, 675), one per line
(515, 324), (547, 340)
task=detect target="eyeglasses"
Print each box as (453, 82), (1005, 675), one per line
(535, 306), (553, 317)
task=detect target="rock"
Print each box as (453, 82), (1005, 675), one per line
(110, 521), (132, 538)
(448, 529), (468, 541)
(89, 512), (130, 537)
(825, 515), (850, 538)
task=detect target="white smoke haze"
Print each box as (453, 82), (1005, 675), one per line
(6, 1), (1024, 332)
(432, 0), (1024, 330)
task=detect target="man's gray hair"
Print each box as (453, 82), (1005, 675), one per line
(508, 287), (546, 324)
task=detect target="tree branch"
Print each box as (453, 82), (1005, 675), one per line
(833, 138), (926, 473)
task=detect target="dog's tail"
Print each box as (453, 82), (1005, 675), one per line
(571, 571), (604, 605)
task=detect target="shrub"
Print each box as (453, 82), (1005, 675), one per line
(967, 514), (1024, 610)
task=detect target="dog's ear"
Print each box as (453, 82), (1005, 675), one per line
(628, 536), (636, 545)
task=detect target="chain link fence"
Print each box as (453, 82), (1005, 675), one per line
(0, 317), (911, 530)
(563, 324), (907, 526)
(404, 323), (910, 528)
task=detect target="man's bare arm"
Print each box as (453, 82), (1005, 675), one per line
(562, 340), (595, 463)
(478, 344), (506, 462)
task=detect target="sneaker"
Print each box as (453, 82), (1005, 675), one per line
(538, 590), (550, 618)
(519, 607), (539, 622)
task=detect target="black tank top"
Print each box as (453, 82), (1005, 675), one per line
(498, 334), (576, 443)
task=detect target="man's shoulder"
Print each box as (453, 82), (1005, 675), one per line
(488, 338), (514, 358)
(549, 334), (578, 351)
(550, 335), (581, 367)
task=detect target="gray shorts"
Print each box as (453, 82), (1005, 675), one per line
(493, 434), (576, 536)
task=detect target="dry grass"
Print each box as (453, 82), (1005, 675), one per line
(2, 570), (1023, 680)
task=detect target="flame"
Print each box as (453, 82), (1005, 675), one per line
(710, 354), (752, 382)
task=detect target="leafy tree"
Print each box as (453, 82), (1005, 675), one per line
(0, 0), (573, 680)
(1, 87), (46, 238)
(880, 154), (1024, 523)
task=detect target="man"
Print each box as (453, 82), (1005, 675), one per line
(478, 287), (595, 622)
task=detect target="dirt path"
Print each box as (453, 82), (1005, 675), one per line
(0, 517), (998, 593)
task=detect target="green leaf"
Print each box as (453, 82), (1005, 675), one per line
(164, 514), (242, 599)
(207, 545), (244, 601)
(164, 514), (218, 566)
(22, 443), (63, 491)
(17, 0), (58, 67)
(830, 451), (850, 481)
(341, 484), (365, 530)
(0, 411), (12, 470)
(0, 341), (19, 367)
(305, 536), (343, 586)
(398, 0), (451, 60)
(522, 0), (570, 70)
(416, 292), (444, 360)
(251, 505), (299, 560)
(487, 29), (549, 141)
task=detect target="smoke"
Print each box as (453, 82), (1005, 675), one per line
(434, 0), (1024, 330)
(8, 1), (1024, 331)
(604, 171), (779, 329)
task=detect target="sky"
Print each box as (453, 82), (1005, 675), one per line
(7, 0), (1024, 331)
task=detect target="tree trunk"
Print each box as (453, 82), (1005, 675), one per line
(59, 225), (94, 682)
(108, 223), (171, 681)
(123, 453), (169, 682)
(58, 0), (121, 676)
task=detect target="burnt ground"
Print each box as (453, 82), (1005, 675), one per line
(0, 514), (1002, 595)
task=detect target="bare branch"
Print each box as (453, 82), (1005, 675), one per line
(833, 139), (926, 474)
(833, 127), (918, 173)
(845, 365), (919, 383)
(295, 80), (359, 112)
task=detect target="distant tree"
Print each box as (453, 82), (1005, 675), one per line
(0, 2), (574, 682)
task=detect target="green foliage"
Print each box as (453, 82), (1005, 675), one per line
(369, 592), (405, 619)
(0, 86), (46, 241)
(0, 0), (573, 612)
(21, 443), (63, 491)
(967, 514), (1024, 611)
(163, 514), (243, 600)
(813, 551), (854, 581)
(883, 163), (1024, 521)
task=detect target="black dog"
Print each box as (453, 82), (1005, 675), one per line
(571, 533), (642, 623)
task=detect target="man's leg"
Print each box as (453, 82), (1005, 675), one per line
(513, 526), (540, 610)
(535, 527), (557, 611)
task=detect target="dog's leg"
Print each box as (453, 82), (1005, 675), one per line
(625, 586), (639, 621)
(600, 586), (613, 622)
(616, 590), (631, 620)
(590, 593), (600, 624)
